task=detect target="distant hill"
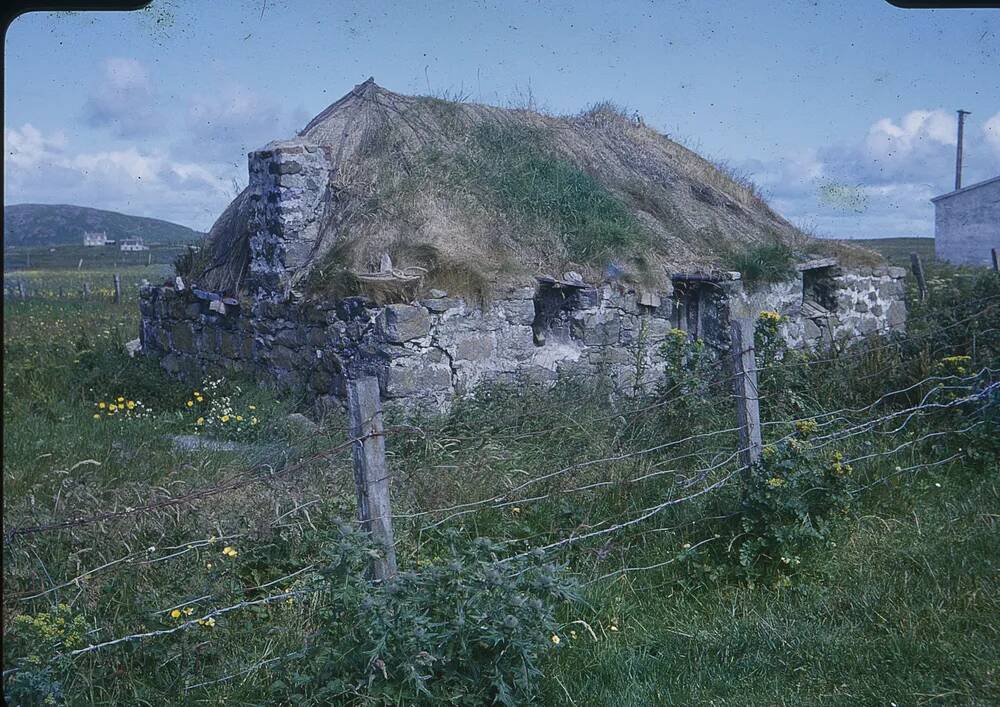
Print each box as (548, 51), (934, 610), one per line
(3, 203), (204, 247)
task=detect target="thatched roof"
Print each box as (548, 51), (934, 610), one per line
(195, 78), (873, 296)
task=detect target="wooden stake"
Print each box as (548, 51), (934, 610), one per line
(113, 274), (122, 304)
(991, 248), (999, 274)
(346, 376), (397, 581)
(77, 258), (83, 270)
(18, 281), (27, 300)
(83, 282), (90, 300)
(730, 315), (762, 474)
(910, 252), (927, 302)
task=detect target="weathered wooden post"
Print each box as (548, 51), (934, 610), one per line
(346, 375), (397, 581)
(147, 252), (153, 267)
(910, 252), (927, 302)
(18, 281), (27, 300)
(82, 282), (90, 300)
(991, 248), (999, 274)
(77, 258), (84, 270)
(730, 315), (762, 475)
(59, 286), (65, 299)
(113, 274), (122, 304)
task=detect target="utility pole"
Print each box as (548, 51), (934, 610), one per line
(955, 109), (971, 191)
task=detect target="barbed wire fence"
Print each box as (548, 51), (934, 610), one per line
(4, 300), (998, 693)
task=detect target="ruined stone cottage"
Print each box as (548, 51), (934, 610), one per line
(140, 79), (906, 410)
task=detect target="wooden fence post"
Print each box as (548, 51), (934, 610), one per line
(730, 315), (762, 474)
(991, 248), (999, 274)
(910, 252), (927, 302)
(346, 376), (398, 581)
(113, 274), (122, 304)
(77, 258), (83, 270)
(18, 281), (27, 300)
(147, 252), (153, 267)
(83, 282), (90, 300)
(59, 286), (65, 299)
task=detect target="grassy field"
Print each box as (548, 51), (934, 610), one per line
(852, 237), (936, 267)
(3, 256), (998, 704)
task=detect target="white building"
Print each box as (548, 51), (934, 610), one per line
(931, 175), (1000, 267)
(83, 231), (111, 247)
(120, 237), (150, 252)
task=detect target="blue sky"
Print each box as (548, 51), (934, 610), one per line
(4, 0), (999, 237)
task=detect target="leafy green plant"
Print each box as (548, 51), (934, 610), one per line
(4, 603), (89, 705)
(281, 525), (578, 705)
(736, 422), (855, 581)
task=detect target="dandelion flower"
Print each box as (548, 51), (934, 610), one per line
(248, 405), (256, 411)
(117, 396), (124, 403)
(511, 507), (521, 514)
(93, 413), (101, 420)
(183, 607), (194, 616)
(221, 415), (230, 423)
(186, 400), (194, 407)
(235, 415), (243, 422)
(98, 402), (106, 409)
(196, 417), (204, 425)
(108, 404), (118, 412)
(223, 546), (238, 557)
(550, 634), (561, 644)
(170, 609), (181, 619)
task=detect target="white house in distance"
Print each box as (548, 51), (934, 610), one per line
(120, 237), (150, 252)
(931, 175), (1000, 266)
(83, 231), (113, 247)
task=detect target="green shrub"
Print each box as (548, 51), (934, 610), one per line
(736, 422), (855, 582)
(4, 603), (89, 705)
(280, 525), (578, 705)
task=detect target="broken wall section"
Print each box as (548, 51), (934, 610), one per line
(139, 282), (678, 412)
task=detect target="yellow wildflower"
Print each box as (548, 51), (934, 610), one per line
(251, 417), (259, 425)
(222, 546), (238, 557)
(248, 405), (256, 411)
(511, 507), (521, 514)
(117, 396), (124, 403)
(236, 415), (244, 422)
(98, 402), (106, 409)
(108, 404), (118, 412)
(767, 477), (786, 488)
(93, 413), (101, 420)
(551, 634), (561, 644)
(170, 609), (181, 619)
(196, 417), (205, 425)
(186, 400), (194, 407)
(126, 401), (135, 410)
(221, 415), (230, 423)
(183, 607), (194, 616)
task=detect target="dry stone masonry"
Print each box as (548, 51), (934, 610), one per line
(139, 262), (906, 412)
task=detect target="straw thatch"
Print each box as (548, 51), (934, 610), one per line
(194, 78), (870, 296)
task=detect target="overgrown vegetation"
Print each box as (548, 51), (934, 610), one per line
(722, 240), (796, 287)
(4, 257), (999, 704)
(456, 122), (650, 265)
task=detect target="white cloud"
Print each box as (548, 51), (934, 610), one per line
(742, 108), (1000, 239)
(82, 57), (163, 138)
(865, 109), (955, 162)
(4, 123), (229, 229)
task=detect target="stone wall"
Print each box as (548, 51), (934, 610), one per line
(139, 265), (907, 411)
(739, 264), (908, 348)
